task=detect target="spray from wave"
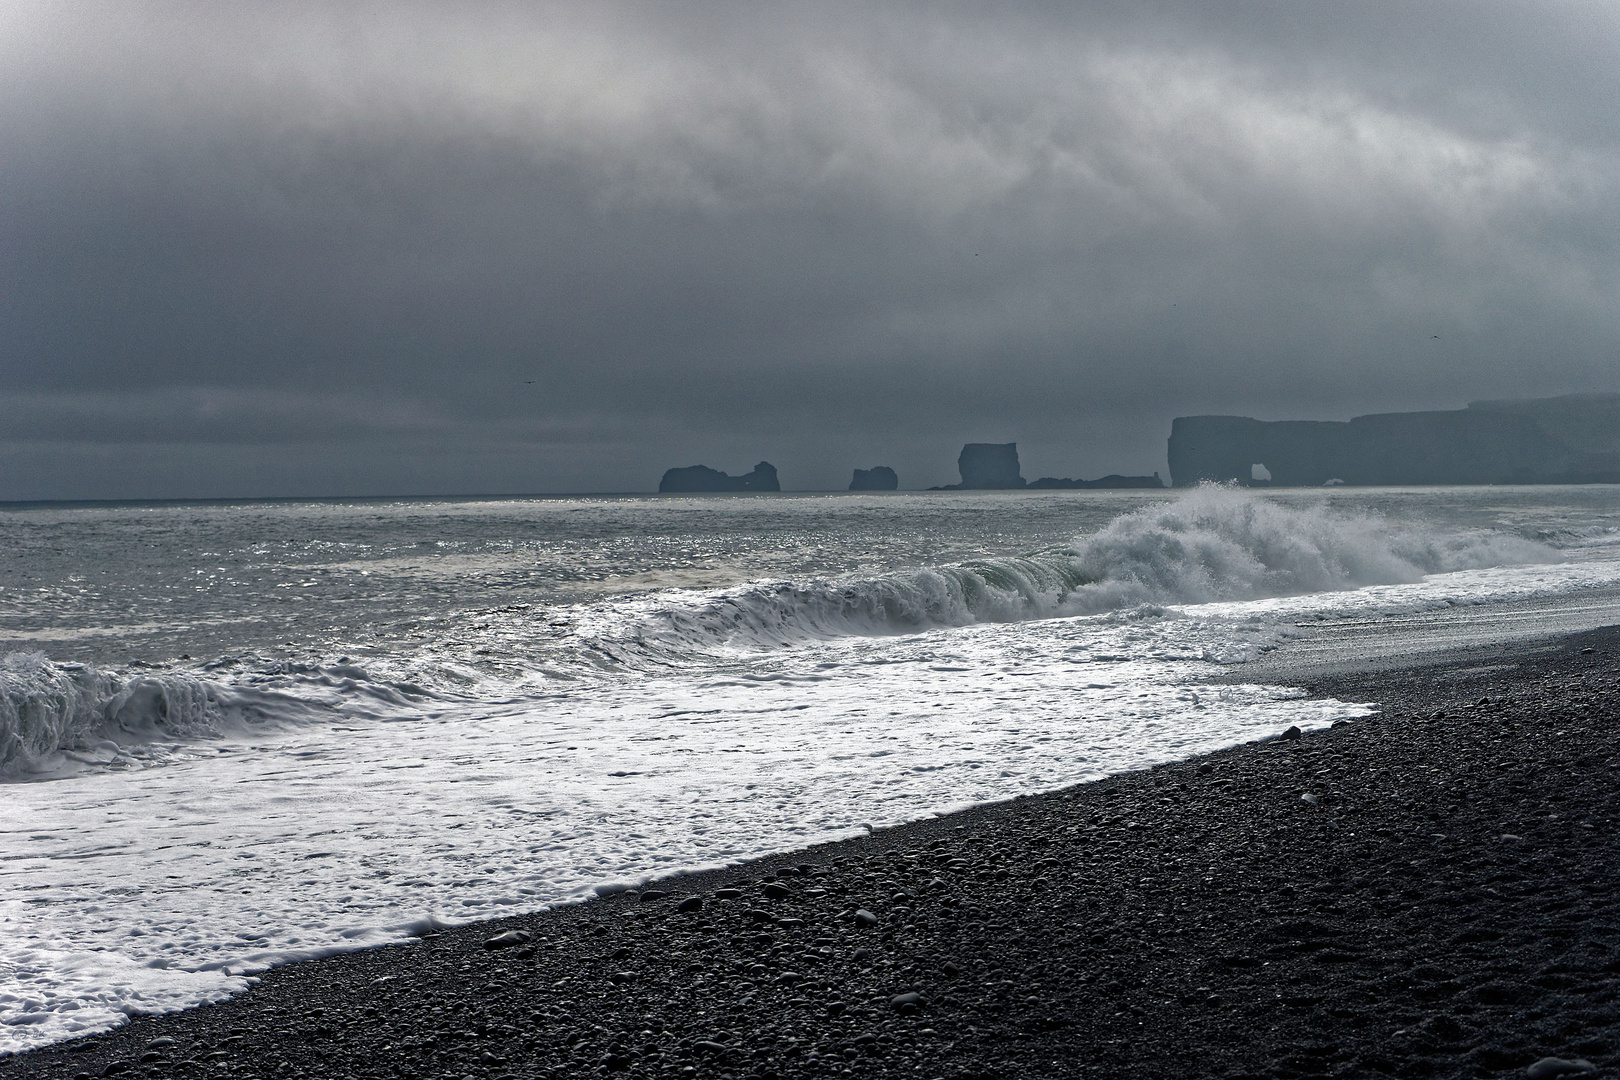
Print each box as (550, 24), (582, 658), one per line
(1060, 484), (1555, 608)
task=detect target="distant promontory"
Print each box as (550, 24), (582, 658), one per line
(658, 462), (781, 493)
(1168, 394), (1620, 487)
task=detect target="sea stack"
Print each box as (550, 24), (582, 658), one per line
(955, 443), (1025, 489)
(658, 461), (781, 493)
(849, 466), (899, 491)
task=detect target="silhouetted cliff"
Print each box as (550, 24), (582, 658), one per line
(1168, 395), (1620, 487)
(658, 461), (781, 493)
(849, 466), (899, 491)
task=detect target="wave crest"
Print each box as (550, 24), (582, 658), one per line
(0, 654), (366, 778)
(594, 486), (1558, 656)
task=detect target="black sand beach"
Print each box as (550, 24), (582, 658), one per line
(6, 625), (1619, 1080)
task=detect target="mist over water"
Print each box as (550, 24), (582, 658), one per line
(2, 485), (1619, 1050)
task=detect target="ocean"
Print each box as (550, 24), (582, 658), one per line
(4, 484), (1620, 1052)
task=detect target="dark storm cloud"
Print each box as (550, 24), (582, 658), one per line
(3, 1), (1618, 497)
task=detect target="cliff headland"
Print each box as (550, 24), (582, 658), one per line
(1169, 393), (1620, 487)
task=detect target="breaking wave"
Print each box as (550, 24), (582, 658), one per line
(592, 486), (1559, 656)
(0, 654), (424, 778)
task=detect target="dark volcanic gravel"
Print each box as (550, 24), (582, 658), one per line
(7, 627), (1620, 1080)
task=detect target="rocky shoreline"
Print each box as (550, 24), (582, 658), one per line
(7, 626), (1619, 1080)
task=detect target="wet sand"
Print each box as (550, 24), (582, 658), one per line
(6, 625), (1619, 1080)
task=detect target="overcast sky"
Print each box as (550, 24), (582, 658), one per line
(3, 1), (1618, 497)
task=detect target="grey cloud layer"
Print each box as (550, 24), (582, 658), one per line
(3, 2), (1617, 496)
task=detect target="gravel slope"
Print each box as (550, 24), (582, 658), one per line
(6, 626), (1619, 1080)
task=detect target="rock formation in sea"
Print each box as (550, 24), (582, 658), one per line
(1027, 473), (1165, 489)
(658, 462), (781, 493)
(848, 466), (899, 491)
(1168, 394), (1620, 487)
(930, 443), (1025, 490)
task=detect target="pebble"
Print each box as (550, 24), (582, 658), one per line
(1300, 793), (1320, 805)
(677, 896), (703, 913)
(1526, 1058), (1597, 1079)
(746, 909), (778, 924)
(638, 890), (670, 903)
(482, 930), (532, 951)
(854, 909), (880, 927)
(714, 888), (743, 899)
(1281, 726), (1302, 741)
(762, 882), (795, 899)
